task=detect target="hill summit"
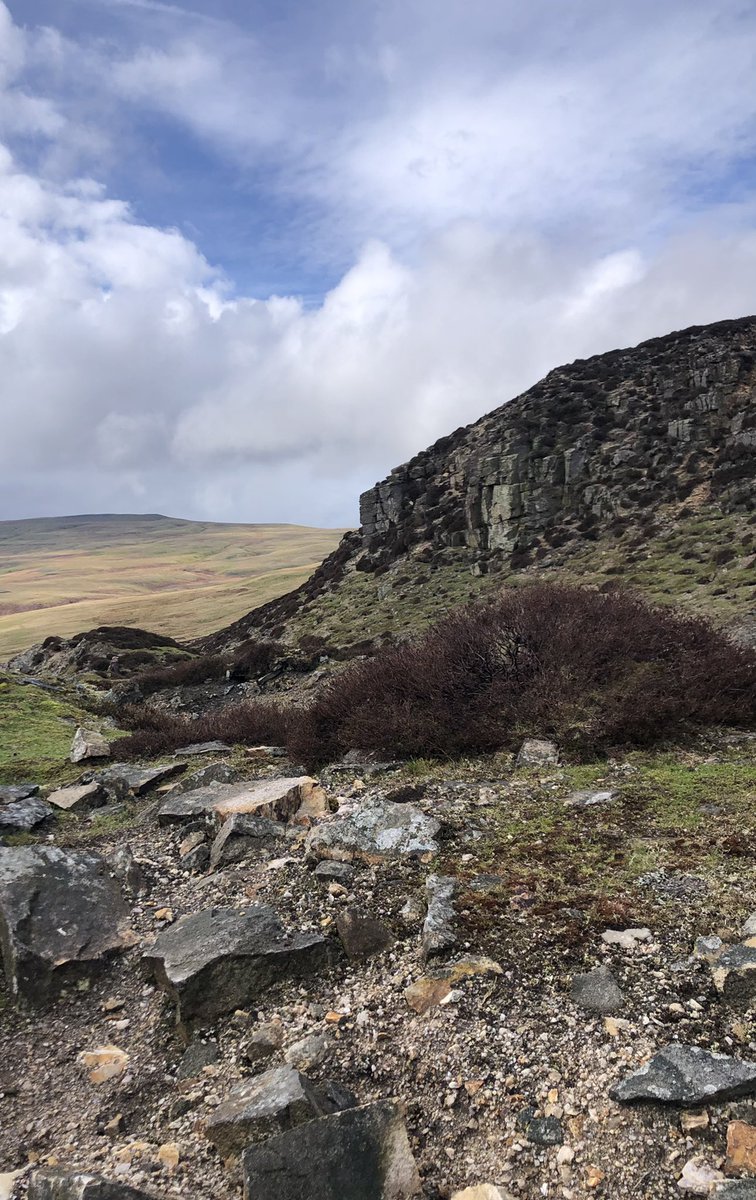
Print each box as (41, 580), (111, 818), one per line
(203, 316), (756, 654)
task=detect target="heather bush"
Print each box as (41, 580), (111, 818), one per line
(114, 699), (290, 758)
(130, 654), (226, 697)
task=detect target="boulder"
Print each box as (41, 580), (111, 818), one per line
(711, 945), (756, 1005)
(173, 741), (231, 757)
(142, 904), (336, 1024)
(421, 875), (457, 961)
(515, 738), (559, 767)
(157, 777), (318, 828)
(305, 798), (440, 865)
(168, 762), (237, 795)
(70, 728), (110, 763)
(0, 846), (131, 1003)
(209, 813), (285, 870)
(94, 763), (184, 798)
(240, 1100), (421, 1199)
(570, 965), (624, 1014)
(46, 783), (104, 812)
(610, 1045), (756, 1106)
(335, 909), (394, 960)
(0, 796), (55, 833)
(0, 783), (38, 803)
(28, 1168), (156, 1198)
(206, 1064), (348, 1156)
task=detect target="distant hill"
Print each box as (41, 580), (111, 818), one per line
(0, 513), (347, 659)
(201, 317), (756, 656)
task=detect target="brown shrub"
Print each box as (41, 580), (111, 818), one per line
(115, 700), (290, 758)
(131, 654), (226, 697)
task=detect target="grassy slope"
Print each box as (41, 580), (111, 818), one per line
(0, 514), (347, 659)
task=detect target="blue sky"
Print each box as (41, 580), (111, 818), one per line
(2, 0), (756, 525)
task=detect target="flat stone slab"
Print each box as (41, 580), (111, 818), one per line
(28, 1167), (157, 1198)
(209, 813), (285, 870)
(305, 798), (440, 864)
(173, 741), (231, 757)
(46, 783), (105, 812)
(70, 728), (111, 763)
(157, 777), (318, 828)
(241, 1100), (421, 1200)
(565, 790), (616, 808)
(610, 1045), (756, 1105)
(0, 783), (38, 803)
(168, 762), (237, 795)
(0, 847), (130, 1003)
(94, 763), (185, 797)
(142, 904), (335, 1024)
(0, 796), (55, 832)
(206, 1064), (343, 1156)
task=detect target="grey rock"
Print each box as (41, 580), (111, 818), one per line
(516, 738), (559, 767)
(421, 874), (457, 961)
(0, 783), (38, 803)
(693, 935), (724, 963)
(400, 896), (426, 926)
(158, 777), (315, 828)
(336, 909), (394, 960)
(0, 846), (130, 1003)
(209, 813), (285, 870)
(168, 762), (238, 795)
(46, 783), (105, 812)
(741, 911), (756, 940)
(108, 845), (146, 894)
(284, 1032), (329, 1072)
(70, 728), (110, 763)
(712, 1183), (756, 1198)
(305, 798), (440, 864)
(610, 1045), (756, 1105)
(176, 1039), (219, 1080)
(182, 844), (211, 873)
(467, 874), (505, 894)
(566, 790), (616, 807)
(525, 1116), (564, 1146)
(28, 1169), (156, 1199)
(570, 965), (624, 1014)
(637, 869), (708, 899)
(142, 904), (336, 1024)
(244, 1021), (285, 1065)
(313, 860), (355, 884)
(711, 944), (756, 1004)
(0, 796), (55, 832)
(173, 741), (231, 757)
(94, 762), (185, 798)
(241, 1099), (421, 1199)
(157, 792), (215, 827)
(205, 1064), (346, 1157)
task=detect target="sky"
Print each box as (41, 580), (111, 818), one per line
(2, 1), (756, 527)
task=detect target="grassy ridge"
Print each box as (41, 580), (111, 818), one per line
(0, 514), (347, 658)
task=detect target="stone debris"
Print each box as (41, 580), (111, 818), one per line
(70, 728), (111, 764)
(27, 1167), (157, 1198)
(601, 927), (651, 950)
(305, 797), (440, 864)
(244, 1021), (285, 1066)
(677, 1156), (725, 1195)
(46, 783), (104, 812)
(515, 738), (559, 767)
(209, 812), (286, 870)
(421, 874), (457, 961)
(610, 1045), (756, 1106)
(240, 1099), (421, 1200)
(0, 1171), (24, 1200)
(176, 1039), (219, 1080)
(0, 795), (55, 833)
(169, 762), (238, 795)
(335, 908), (395, 960)
(205, 1064), (349, 1156)
(726, 1120), (756, 1175)
(0, 783), (38, 803)
(78, 1045), (129, 1084)
(0, 846), (131, 1002)
(404, 956), (503, 1014)
(741, 911), (756, 939)
(313, 860), (355, 884)
(570, 965), (624, 1014)
(713, 1183), (756, 1198)
(142, 904), (335, 1023)
(524, 1115), (564, 1146)
(451, 1188), (509, 1200)
(284, 1032), (329, 1072)
(94, 762), (185, 798)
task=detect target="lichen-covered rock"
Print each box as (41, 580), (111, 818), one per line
(94, 762), (184, 798)
(0, 796), (55, 833)
(167, 762), (237, 795)
(70, 728), (110, 763)
(711, 944), (756, 1005)
(421, 875), (457, 961)
(142, 904), (336, 1024)
(206, 1064), (347, 1156)
(0, 783), (38, 803)
(516, 738), (559, 767)
(209, 813), (285, 870)
(240, 1100), (421, 1199)
(28, 1167), (157, 1198)
(305, 798), (440, 864)
(610, 1045), (756, 1105)
(0, 846), (131, 1003)
(158, 777), (318, 828)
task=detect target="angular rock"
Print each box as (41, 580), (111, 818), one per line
(176, 1039), (219, 1081)
(108, 846), (146, 894)
(305, 798), (440, 865)
(335, 909), (394, 960)
(169, 762), (237, 795)
(610, 1045), (756, 1106)
(94, 762), (184, 798)
(602, 927), (651, 950)
(404, 955), (502, 1014)
(742, 912), (756, 940)
(28, 1168), (156, 1199)
(205, 1064), (347, 1156)
(182, 844), (210, 873)
(70, 728), (111, 763)
(678, 1157), (725, 1195)
(566, 790), (616, 807)
(245, 1021), (285, 1066)
(451, 1189), (508, 1200)
(516, 738), (559, 767)
(694, 935), (724, 963)
(0, 846), (130, 1003)
(713, 1184), (756, 1198)
(313, 861), (355, 884)
(209, 813), (285, 870)
(400, 896), (425, 926)
(284, 1032), (329, 1072)
(142, 904), (336, 1024)
(711, 945), (756, 1005)
(241, 1099), (421, 1200)
(727, 1120), (756, 1175)
(0, 783), (38, 803)
(157, 793), (215, 827)
(173, 741), (231, 758)
(525, 1116), (564, 1146)
(570, 965), (624, 1014)
(0, 796), (55, 833)
(47, 783), (105, 812)
(467, 874), (505, 894)
(157, 777), (317, 828)
(421, 874), (457, 961)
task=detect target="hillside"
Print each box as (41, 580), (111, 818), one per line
(201, 316), (756, 656)
(0, 514), (346, 660)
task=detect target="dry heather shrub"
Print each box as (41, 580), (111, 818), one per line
(288, 583), (755, 765)
(115, 700), (290, 758)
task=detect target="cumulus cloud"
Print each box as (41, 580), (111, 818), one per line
(1, 1), (756, 523)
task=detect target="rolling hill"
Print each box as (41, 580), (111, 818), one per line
(0, 513), (347, 660)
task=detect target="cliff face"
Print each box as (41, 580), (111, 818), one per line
(357, 316), (755, 574)
(202, 316), (756, 650)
